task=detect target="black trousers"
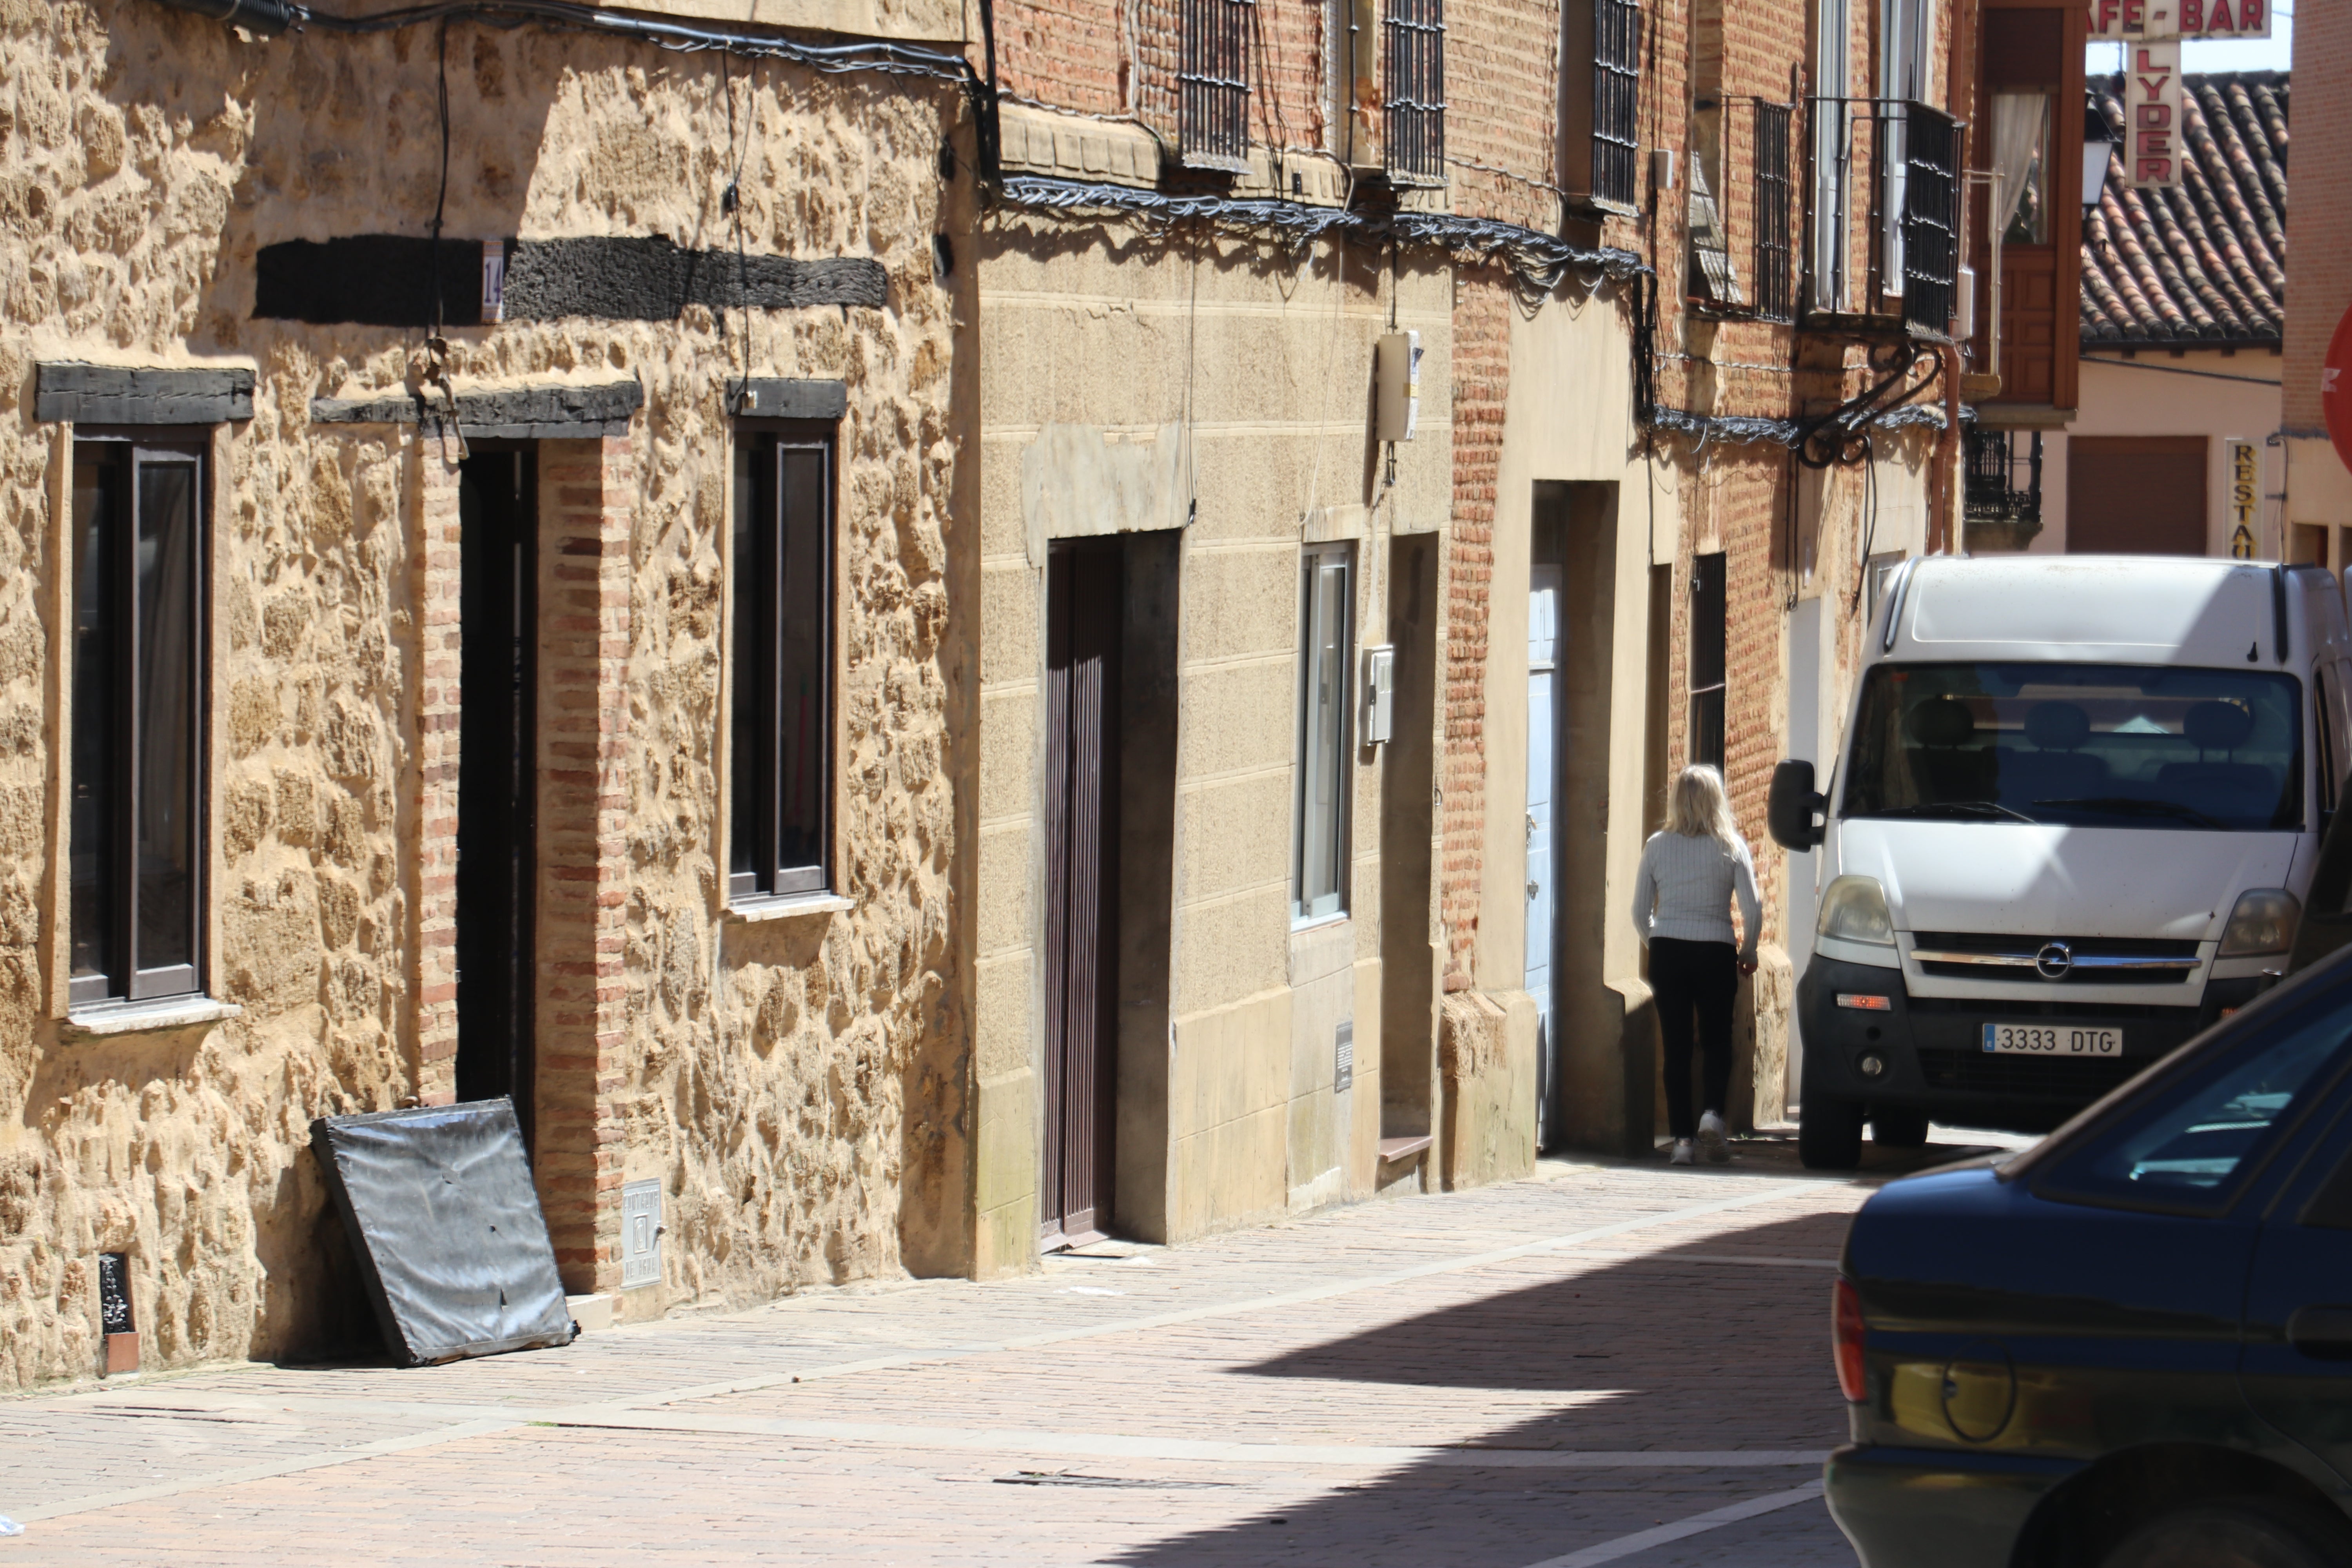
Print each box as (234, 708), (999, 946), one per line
(1651, 937), (1737, 1140)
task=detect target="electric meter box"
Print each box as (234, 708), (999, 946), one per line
(1375, 332), (1421, 443)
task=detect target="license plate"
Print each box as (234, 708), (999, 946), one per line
(1981, 1023), (2124, 1056)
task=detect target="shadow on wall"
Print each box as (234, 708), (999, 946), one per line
(1105, 1209), (1855, 1568)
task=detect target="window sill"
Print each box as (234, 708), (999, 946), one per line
(725, 891), (855, 924)
(63, 996), (243, 1040)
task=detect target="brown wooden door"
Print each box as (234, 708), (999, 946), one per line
(2067, 436), (2208, 555)
(1041, 540), (1121, 1245)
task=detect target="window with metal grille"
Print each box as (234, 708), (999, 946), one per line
(1592, 0), (1642, 206)
(1383, 0), (1445, 183)
(1180, 0), (1253, 170)
(1899, 103), (1959, 336)
(1751, 102), (1795, 322)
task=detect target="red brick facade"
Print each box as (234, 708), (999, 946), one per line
(535, 438), (636, 1293)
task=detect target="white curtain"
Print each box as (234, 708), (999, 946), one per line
(1991, 91), (2050, 241)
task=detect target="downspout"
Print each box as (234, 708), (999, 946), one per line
(149, 0), (295, 31)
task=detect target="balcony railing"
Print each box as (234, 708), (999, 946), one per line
(1801, 97), (1960, 338)
(1964, 426), (2042, 524)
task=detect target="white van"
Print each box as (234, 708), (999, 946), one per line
(1768, 556), (2352, 1169)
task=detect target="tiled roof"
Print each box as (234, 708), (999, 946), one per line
(2081, 71), (2287, 347)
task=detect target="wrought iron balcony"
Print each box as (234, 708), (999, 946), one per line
(1802, 97), (1960, 339)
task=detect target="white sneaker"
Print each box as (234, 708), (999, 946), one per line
(1698, 1111), (1731, 1163)
(1670, 1138), (1695, 1166)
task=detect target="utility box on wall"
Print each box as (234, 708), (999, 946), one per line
(1375, 331), (1421, 443)
(1361, 644), (1395, 745)
(621, 1180), (663, 1290)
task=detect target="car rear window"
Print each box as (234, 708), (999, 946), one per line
(2033, 986), (2352, 1215)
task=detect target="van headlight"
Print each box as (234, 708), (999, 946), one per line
(2219, 889), (2300, 957)
(1818, 875), (1895, 947)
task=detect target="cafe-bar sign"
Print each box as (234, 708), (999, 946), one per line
(2088, 0), (2272, 39)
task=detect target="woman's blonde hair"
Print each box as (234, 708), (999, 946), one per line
(1668, 764), (1741, 847)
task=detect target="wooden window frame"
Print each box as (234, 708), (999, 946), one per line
(1689, 552), (1727, 773)
(69, 431), (210, 1009)
(729, 419), (837, 905)
(1294, 543), (1355, 925)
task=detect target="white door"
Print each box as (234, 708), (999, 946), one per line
(1526, 567), (1563, 1146)
(1786, 596), (1822, 1106)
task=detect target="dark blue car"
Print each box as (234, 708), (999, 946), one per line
(1826, 943), (2352, 1567)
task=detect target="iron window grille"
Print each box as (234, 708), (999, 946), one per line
(1383, 0), (1445, 184)
(1751, 102), (1795, 323)
(1180, 0), (1254, 171)
(1592, 0), (1642, 207)
(1800, 98), (1959, 336)
(1964, 426), (2043, 524)
(1898, 103), (1959, 337)
(70, 435), (207, 1007)
(730, 423), (836, 903)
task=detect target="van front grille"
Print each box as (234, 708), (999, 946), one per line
(1909, 931), (2201, 985)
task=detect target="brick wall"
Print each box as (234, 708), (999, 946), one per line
(2287, 0), (2350, 432)
(1441, 272), (1508, 989)
(535, 437), (636, 1295)
(412, 445), (462, 1105)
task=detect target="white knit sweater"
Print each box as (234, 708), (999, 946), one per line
(1630, 829), (1761, 962)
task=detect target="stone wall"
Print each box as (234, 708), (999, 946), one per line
(0, 0), (970, 1390)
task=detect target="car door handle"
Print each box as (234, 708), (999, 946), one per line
(2287, 1305), (2352, 1359)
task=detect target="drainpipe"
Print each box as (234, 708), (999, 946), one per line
(1934, 341), (1962, 553)
(150, 0), (296, 33)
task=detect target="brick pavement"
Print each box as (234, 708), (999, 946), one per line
(0, 1140), (2000, 1565)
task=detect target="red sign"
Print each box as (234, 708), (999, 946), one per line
(2088, 0), (2271, 38)
(2327, 301), (2352, 477)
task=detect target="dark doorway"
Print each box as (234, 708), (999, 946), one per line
(1042, 539), (1122, 1247)
(455, 446), (539, 1149)
(2067, 436), (2207, 555)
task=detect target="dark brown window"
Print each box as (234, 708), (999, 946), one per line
(1751, 102), (1795, 323)
(1180, 0), (1253, 169)
(71, 437), (206, 1007)
(730, 424), (834, 901)
(1689, 552), (1726, 772)
(1383, 0), (1446, 184)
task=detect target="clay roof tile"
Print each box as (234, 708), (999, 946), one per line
(2078, 69), (2285, 348)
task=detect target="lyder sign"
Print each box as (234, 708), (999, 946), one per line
(2088, 0), (2272, 39)
(2122, 45), (2185, 188)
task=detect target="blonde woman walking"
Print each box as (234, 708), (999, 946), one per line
(1631, 765), (1761, 1165)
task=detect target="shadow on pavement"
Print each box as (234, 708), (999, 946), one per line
(1107, 1207), (1867, 1567)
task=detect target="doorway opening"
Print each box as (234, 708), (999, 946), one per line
(1531, 483), (1624, 1151)
(1041, 538), (1122, 1247)
(454, 445), (539, 1150)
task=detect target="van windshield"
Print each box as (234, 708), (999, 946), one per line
(1842, 662), (2303, 831)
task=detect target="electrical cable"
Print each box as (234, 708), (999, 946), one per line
(205, 0), (975, 81)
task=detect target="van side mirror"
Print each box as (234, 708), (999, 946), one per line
(1768, 759), (1826, 851)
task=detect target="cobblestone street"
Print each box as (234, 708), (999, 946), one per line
(0, 1141), (2000, 1566)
